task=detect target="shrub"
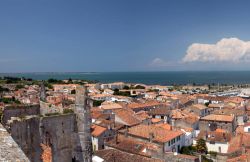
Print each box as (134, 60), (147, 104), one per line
(71, 89), (76, 94)
(196, 138), (207, 153)
(15, 84), (24, 90)
(63, 109), (74, 114)
(45, 112), (60, 116)
(93, 100), (104, 107)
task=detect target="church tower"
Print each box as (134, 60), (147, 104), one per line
(74, 86), (92, 162)
(40, 81), (46, 102)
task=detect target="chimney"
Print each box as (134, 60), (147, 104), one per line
(40, 81), (47, 102)
(223, 133), (226, 141)
(125, 126), (128, 137)
(149, 132), (154, 142)
(242, 143), (246, 154)
(115, 134), (119, 144)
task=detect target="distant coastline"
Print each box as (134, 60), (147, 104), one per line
(1, 71), (250, 85)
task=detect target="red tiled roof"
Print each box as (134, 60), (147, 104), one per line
(228, 133), (250, 153)
(91, 124), (107, 137)
(155, 123), (172, 130)
(122, 124), (183, 143)
(127, 101), (163, 110)
(95, 149), (164, 162)
(106, 135), (159, 157)
(113, 108), (141, 126)
(201, 114), (234, 122)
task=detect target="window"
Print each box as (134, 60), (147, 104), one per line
(210, 141), (215, 144)
(248, 128), (250, 132)
(171, 139), (175, 144)
(168, 141), (171, 146)
(177, 145), (180, 152)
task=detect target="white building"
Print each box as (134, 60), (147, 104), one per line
(194, 130), (231, 153)
(244, 123), (250, 133)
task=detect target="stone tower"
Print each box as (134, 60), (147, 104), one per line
(74, 86), (92, 162)
(40, 81), (46, 102)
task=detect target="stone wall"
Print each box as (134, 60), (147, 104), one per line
(41, 114), (76, 162)
(40, 101), (63, 115)
(174, 119), (199, 130)
(199, 120), (235, 132)
(9, 116), (42, 162)
(7, 114), (79, 162)
(0, 123), (30, 162)
(2, 104), (40, 125)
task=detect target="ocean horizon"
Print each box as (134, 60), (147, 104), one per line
(1, 71), (250, 85)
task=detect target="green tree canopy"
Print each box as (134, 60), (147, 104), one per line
(196, 138), (207, 153)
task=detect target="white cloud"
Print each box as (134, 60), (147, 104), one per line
(182, 38), (250, 63)
(150, 58), (170, 67)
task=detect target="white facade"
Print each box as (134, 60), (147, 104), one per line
(92, 137), (99, 151)
(100, 84), (109, 89)
(103, 89), (114, 95)
(92, 156), (104, 162)
(102, 82), (125, 90)
(193, 139), (229, 153)
(164, 135), (185, 153)
(244, 125), (250, 133)
(197, 98), (209, 104)
(181, 129), (194, 146)
(154, 115), (168, 123)
(237, 115), (246, 126)
(109, 96), (131, 103)
(206, 141), (229, 153)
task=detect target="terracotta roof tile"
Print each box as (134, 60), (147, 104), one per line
(121, 124), (183, 143)
(106, 135), (160, 157)
(197, 131), (232, 143)
(201, 114), (234, 122)
(113, 108), (141, 126)
(95, 149), (164, 162)
(91, 124), (107, 137)
(151, 118), (162, 123)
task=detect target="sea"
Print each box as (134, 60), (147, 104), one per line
(1, 71), (250, 85)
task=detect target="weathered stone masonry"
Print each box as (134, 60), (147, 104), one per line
(2, 85), (93, 162)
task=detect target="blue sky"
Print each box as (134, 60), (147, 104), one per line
(1, 0), (250, 72)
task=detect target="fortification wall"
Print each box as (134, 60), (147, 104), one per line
(9, 116), (42, 162)
(0, 123), (30, 162)
(40, 101), (63, 115)
(8, 114), (78, 162)
(2, 104), (40, 125)
(41, 114), (76, 162)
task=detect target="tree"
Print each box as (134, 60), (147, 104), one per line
(47, 78), (63, 84)
(113, 88), (119, 95)
(15, 84), (24, 90)
(93, 100), (104, 107)
(123, 85), (130, 90)
(0, 86), (9, 92)
(71, 89), (76, 94)
(168, 88), (174, 92)
(180, 145), (197, 155)
(68, 78), (73, 84)
(134, 85), (145, 89)
(196, 138), (207, 153)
